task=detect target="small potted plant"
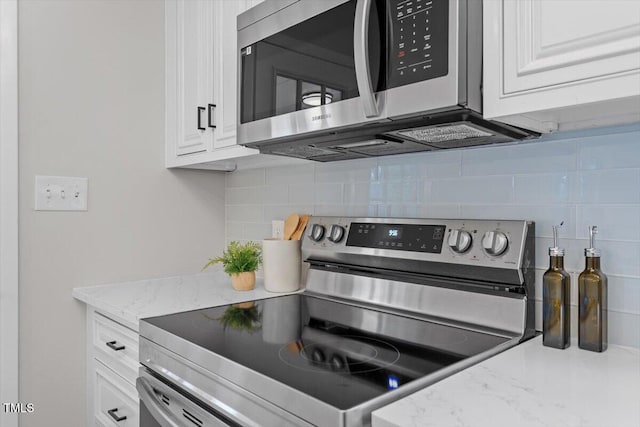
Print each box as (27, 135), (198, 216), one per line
(203, 241), (262, 291)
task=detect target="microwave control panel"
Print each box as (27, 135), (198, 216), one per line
(388, 0), (449, 88)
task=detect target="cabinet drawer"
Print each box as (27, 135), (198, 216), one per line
(94, 361), (139, 427)
(93, 312), (139, 385)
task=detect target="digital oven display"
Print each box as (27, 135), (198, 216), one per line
(386, 227), (402, 239)
(346, 223), (445, 253)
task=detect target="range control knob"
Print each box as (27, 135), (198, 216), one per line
(481, 231), (509, 256)
(327, 225), (346, 243)
(308, 224), (326, 242)
(448, 229), (472, 253)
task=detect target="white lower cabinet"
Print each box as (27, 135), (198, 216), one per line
(94, 361), (139, 427)
(87, 309), (140, 427)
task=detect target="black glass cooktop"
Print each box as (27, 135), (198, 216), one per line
(143, 294), (508, 410)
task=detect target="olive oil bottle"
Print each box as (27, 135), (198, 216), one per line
(578, 226), (608, 352)
(542, 222), (571, 349)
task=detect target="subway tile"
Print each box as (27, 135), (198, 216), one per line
(226, 168), (265, 188)
(226, 204), (263, 223)
(377, 153), (419, 181)
(576, 205), (640, 241)
(416, 179), (433, 203)
(534, 299), (542, 332)
(430, 176), (515, 203)
(314, 183), (343, 204)
(416, 204), (460, 218)
(514, 173), (576, 204)
(344, 182), (379, 205)
(461, 139), (577, 176)
(226, 186), (264, 205)
(260, 185), (289, 205)
(578, 130), (640, 170)
(416, 150), (462, 179)
(265, 164), (315, 186)
(289, 184), (314, 204)
(461, 205), (576, 238)
(608, 311), (640, 348)
(263, 205), (314, 222)
(314, 204), (377, 217)
(377, 204), (420, 218)
(226, 221), (244, 240)
(242, 222), (272, 241)
(608, 276), (640, 315)
(315, 158), (378, 183)
(376, 180), (417, 203)
(596, 240), (640, 277)
(576, 169), (640, 204)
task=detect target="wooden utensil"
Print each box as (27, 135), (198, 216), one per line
(291, 214), (309, 240)
(283, 213), (300, 240)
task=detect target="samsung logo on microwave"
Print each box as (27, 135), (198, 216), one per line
(312, 113), (332, 121)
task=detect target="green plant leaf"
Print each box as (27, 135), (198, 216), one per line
(202, 241), (262, 274)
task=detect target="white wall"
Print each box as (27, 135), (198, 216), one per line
(226, 123), (640, 349)
(18, 1), (226, 426)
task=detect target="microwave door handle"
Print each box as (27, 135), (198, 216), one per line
(354, 0), (379, 118)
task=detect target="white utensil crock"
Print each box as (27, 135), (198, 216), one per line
(262, 238), (301, 292)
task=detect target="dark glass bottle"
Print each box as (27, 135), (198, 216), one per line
(542, 223), (570, 349)
(578, 226), (608, 352)
(543, 254), (571, 349)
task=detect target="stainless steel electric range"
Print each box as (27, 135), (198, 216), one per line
(137, 217), (535, 427)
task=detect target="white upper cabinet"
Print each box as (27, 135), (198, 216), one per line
(483, 0), (640, 133)
(166, 0), (215, 157)
(165, 0), (304, 170)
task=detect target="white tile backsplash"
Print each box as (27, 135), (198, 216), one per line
(576, 169), (640, 204)
(225, 124), (640, 347)
(513, 173), (575, 204)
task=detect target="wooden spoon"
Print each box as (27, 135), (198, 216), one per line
(283, 213), (300, 240)
(291, 214), (309, 240)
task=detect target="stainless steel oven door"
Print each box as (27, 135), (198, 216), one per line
(137, 369), (231, 427)
(237, 0), (389, 146)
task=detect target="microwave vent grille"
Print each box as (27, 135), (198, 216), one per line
(396, 124), (493, 144)
(271, 145), (336, 159)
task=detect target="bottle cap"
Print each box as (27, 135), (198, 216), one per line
(549, 222), (565, 256)
(585, 225), (601, 257)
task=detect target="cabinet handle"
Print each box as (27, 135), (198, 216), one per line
(197, 106), (206, 131)
(106, 340), (125, 351)
(107, 408), (127, 422)
(207, 103), (217, 129)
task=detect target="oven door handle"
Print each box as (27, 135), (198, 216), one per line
(137, 376), (183, 427)
(354, 0), (380, 118)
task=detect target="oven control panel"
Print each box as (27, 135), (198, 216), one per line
(346, 222), (446, 253)
(302, 216), (534, 271)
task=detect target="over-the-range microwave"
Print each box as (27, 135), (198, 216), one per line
(236, 0), (538, 162)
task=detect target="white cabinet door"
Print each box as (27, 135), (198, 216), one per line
(165, 0), (308, 170)
(484, 0), (640, 132)
(166, 0), (215, 157)
(212, 0), (252, 149)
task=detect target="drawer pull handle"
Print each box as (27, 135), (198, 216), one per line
(106, 340), (125, 351)
(107, 408), (127, 422)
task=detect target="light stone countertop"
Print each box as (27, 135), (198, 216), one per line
(72, 271), (297, 331)
(372, 336), (640, 427)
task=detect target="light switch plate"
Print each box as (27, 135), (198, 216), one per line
(272, 220), (285, 239)
(35, 175), (88, 211)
